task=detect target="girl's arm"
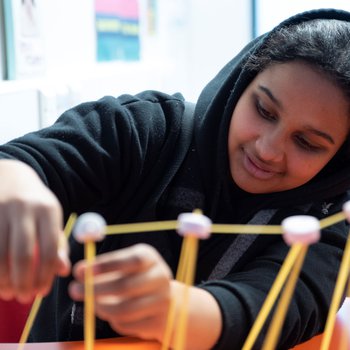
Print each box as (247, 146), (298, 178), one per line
(0, 159), (70, 302)
(69, 243), (222, 350)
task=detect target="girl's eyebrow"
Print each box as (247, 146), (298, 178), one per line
(258, 85), (335, 145)
(258, 85), (283, 109)
(305, 127), (335, 145)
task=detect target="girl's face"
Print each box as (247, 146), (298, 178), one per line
(228, 61), (350, 194)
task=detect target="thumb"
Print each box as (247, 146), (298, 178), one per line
(56, 234), (71, 277)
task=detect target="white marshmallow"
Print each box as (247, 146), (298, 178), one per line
(343, 201), (350, 222)
(282, 215), (320, 246)
(73, 212), (106, 243)
(177, 212), (212, 239)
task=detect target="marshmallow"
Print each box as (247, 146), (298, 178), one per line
(343, 201), (350, 222)
(73, 212), (106, 243)
(282, 215), (320, 246)
(177, 212), (212, 239)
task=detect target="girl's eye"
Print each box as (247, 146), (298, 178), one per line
(294, 135), (322, 152)
(256, 101), (276, 121)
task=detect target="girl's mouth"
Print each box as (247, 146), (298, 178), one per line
(243, 152), (281, 180)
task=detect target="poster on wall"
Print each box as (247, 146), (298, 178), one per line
(3, 0), (45, 80)
(0, 2), (6, 80)
(146, 0), (157, 36)
(95, 0), (140, 62)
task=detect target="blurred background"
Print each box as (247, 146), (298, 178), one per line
(0, 0), (350, 143)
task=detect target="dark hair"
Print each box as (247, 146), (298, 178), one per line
(246, 19), (350, 100)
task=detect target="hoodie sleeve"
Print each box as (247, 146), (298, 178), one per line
(200, 196), (349, 350)
(0, 91), (185, 220)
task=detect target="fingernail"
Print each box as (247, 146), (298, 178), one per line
(69, 283), (81, 299)
(58, 248), (69, 262)
(0, 291), (14, 301)
(18, 294), (33, 304)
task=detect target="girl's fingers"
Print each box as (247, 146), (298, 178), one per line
(112, 317), (165, 340)
(95, 289), (170, 325)
(93, 291), (170, 341)
(73, 243), (172, 281)
(0, 213), (11, 298)
(69, 243), (173, 341)
(0, 160), (67, 301)
(36, 204), (64, 295)
(9, 209), (37, 302)
(70, 263), (170, 300)
(55, 235), (71, 277)
(73, 244), (166, 280)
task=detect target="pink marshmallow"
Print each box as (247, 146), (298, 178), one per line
(343, 201), (350, 222)
(177, 212), (212, 239)
(73, 212), (106, 243)
(282, 215), (320, 246)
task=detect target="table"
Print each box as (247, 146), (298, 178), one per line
(1, 299), (349, 349)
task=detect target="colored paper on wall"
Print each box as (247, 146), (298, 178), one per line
(95, 0), (140, 62)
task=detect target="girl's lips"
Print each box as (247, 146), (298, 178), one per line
(243, 152), (280, 180)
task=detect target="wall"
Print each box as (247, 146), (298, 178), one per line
(255, 0), (350, 35)
(0, 81), (40, 143)
(0, 0), (251, 141)
(185, 0), (252, 101)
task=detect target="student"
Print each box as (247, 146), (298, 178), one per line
(0, 7), (350, 350)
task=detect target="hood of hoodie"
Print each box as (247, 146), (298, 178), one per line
(193, 8), (350, 210)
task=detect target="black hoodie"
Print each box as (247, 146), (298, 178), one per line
(0, 7), (350, 350)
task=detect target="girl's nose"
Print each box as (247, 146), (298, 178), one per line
(255, 132), (285, 162)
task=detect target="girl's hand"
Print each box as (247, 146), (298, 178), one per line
(0, 160), (70, 303)
(69, 243), (173, 341)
